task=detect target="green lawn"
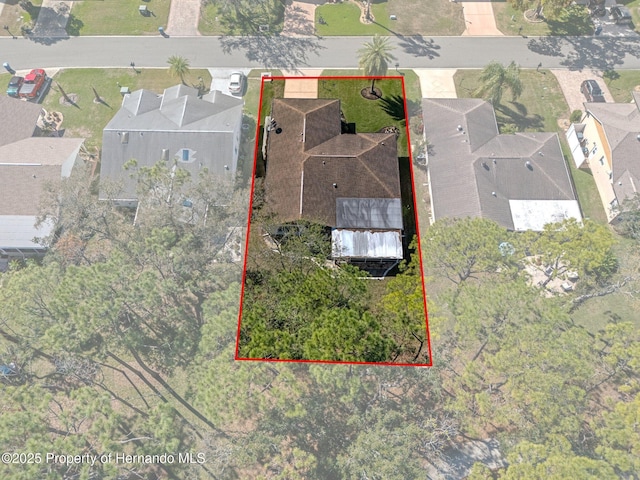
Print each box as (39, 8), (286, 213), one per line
(602, 70), (640, 103)
(199, 2), (224, 35)
(0, 0), (42, 37)
(68, 0), (170, 35)
(562, 143), (608, 224)
(316, 2), (392, 36)
(318, 77), (411, 157)
(316, 0), (464, 36)
(454, 68), (568, 133)
(40, 68), (211, 150)
(199, 0), (284, 35)
(493, 2), (593, 36)
(624, 0), (640, 33)
(243, 70), (284, 121)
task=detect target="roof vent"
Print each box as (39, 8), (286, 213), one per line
(492, 191), (497, 197)
(333, 183), (338, 188)
(637, 134), (640, 141)
(457, 125), (463, 132)
(525, 161), (533, 170)
(161, 149), (169, 161)
(538, 151), (544, 156)
(121, 132), (129, 144)
(492, 158), (497, 164)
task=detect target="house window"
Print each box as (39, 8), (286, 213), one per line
(176, 148), (196, 163)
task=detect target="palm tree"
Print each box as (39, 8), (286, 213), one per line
(473, 61), (523, 106)
(358, 35), (397, 95)
(167, 55), (191, 85)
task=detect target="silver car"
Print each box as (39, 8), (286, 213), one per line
(228, 72), (245, 95)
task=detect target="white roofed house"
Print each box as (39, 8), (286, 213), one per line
(0, 96), (84, 271)
(99, 85), (244, 207)
(423, 98), (582, 231)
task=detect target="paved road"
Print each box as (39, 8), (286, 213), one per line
(1, 35), (640, 71)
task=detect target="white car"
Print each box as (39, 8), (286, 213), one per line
(228, 72), (245, 95)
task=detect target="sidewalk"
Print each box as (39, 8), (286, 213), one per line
(460, 2), (503, 36)
(167, 0), (201, 36)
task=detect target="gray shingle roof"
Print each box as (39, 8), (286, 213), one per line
(424, 98), (580, 230)
(100, 86), (243, 201)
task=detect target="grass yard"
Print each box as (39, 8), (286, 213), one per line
(316, 0), (464, 36)
(493, 2), (593, 36)
(41, 68), (211, 150)
(602, 69), (640, 103)
(199, 0), (284, 35)
(562, 143), (608, 224)
(624, 0), (640, 34)
(315, 1), (392, 36)
(243, 70), (284, 120)
(199, 1), (224, 35)
(0, 0), (42, 38)
(68, 0), (170, 35)
(318, 77), (411, 157)
(454, 68), (569, 133)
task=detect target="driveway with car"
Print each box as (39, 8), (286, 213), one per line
(208, 68), (252, 96)
(551, 69), (614, 116)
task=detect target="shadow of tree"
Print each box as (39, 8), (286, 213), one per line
(284, 5), (316, 36)
(219, 35), (325, 71)
(495, 103), (543, 131)
(379, 94), (407, 124)
(528, 36), (640, 71)
(66, 14), (84, 37)
(397, 35), (441, 59)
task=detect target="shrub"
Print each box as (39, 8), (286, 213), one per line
(570, 109), (582, 123)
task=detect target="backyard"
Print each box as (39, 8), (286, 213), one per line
(316, 0), (464, 36)
(68, 0), (170, 35)
(38, 68), (211, 150)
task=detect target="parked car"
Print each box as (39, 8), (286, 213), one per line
(581, 79), (605, 102)
(228, 72), (245, 95)
(6, 76), (24, 97)
(18, 68), (47, 99)
(610, 5), (633, 24)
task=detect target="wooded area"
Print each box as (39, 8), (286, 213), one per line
(1, 163), (639, 479)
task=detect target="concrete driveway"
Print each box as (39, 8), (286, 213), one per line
(551, 69), (615, 117)
(461, 2), (503, 36)
(414, 69), (458, 98)
(208, 68), (252, 97)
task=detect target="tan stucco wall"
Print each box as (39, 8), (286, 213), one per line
(582, 114), (617, 221)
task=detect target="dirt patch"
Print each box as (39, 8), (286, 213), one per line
(361, 86), (382, 99)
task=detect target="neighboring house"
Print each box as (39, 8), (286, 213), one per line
(423, 98), (582, 231)
(100, 85), (244, 206)
(263, 98), (404, 271)
(0, 96), (84, 271)
(566, 91), (640, 222)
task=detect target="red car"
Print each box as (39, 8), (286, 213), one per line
(18, 69), (47, 99)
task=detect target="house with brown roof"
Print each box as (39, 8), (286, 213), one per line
(424, 98), (582, 231)
(0, 96), (84, 270)
(263, 98), (404, 270)
(566, 91), (640, 222)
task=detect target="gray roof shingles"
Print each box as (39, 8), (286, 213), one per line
(424, 98), (579, 230)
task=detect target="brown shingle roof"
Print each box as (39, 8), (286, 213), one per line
(264, 99), (401, 226)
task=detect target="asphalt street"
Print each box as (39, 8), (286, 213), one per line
(1, 35), (640, 71)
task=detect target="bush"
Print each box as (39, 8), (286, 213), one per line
(570, 109), (583, 123)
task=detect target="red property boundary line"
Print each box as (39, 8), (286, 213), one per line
(235, 75), (432, 368)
